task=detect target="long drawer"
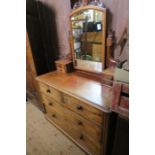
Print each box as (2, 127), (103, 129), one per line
(61, 93), (104, 125)
(44, 99), (102, 155)
(38, 82), (103, 125)
(42, 94), (102, 144)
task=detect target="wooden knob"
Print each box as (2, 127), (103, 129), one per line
(48, 102), (53, 106)
(78, 121), (83, 126)
(46, 89), (51, 93)
(79, 134), (84, 140)
(77, 105), (83, 110)
(52, 114), (56, 118)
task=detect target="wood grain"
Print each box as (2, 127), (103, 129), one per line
(36, 70), (114, 155)
(42, 94), (102, 142)
(26, 32), (37, 95)
(45, 104), (102, 155)
(111, 82), (129, 118)
(36, 71), (112, 112)
(26, 32), (44, 110)
(62, 93), (104, 125)
(38, 82), (62, 103)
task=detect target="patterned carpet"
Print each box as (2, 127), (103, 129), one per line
(26, 102), (86, 155)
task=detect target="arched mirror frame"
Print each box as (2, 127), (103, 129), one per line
(69, 5), (106, 74)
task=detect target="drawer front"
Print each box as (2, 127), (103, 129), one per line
(63, 110), (102, 155)
(41, 94), (61, 110)
(67, 127), (101, 155)
(43, 94), (102, 144)
(61, 93), (103, 125)
(39, 81), (104, 125)
(44, 98), (102, 155)
(45, 105), (68, 132)
(38, 82), (62, 103)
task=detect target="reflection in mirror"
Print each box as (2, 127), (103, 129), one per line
(71, 9), (103, 63)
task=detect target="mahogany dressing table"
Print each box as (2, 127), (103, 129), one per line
(36, 3), (117, 155)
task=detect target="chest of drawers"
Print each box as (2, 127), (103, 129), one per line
(36, 71), (113, 155)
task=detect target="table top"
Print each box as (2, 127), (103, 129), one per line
(36, 71), (113, 113)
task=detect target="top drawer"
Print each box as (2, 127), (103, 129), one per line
(38, 82), (61, 103)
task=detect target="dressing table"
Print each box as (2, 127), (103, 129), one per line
(36, 3), (116, 155)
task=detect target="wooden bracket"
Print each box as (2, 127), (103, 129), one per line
(106, 33), (119, 68)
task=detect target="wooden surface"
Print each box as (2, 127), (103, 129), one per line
(27, 102), (86, 155)
(55, 59), (74, 73)
(36, 71), (113, 155)
(36, 71), (112, 112)
(102, 68), (115, 86)
(111, 82), (129, 118)
(42, 94), (102, 142)
(41, 92), (104, 126)
(45, 103), (102, 155)
(26, 32), (37, 95)
(26, 32), (44, 110)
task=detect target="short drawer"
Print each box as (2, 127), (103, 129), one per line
(43, 94), (102, 144)
(38, 82), (61, 103)
(45, 105), (68, 132)
(41, 93), (58, 107)
(61, 93), (104, 125)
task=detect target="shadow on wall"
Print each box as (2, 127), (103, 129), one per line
(26, 0), (60, 75)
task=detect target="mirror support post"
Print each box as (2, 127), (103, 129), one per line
(106, 34), (119, 68)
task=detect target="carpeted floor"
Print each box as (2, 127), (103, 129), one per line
(26, 101), (86, 155)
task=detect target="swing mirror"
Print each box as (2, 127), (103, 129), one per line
(70, 6), (106, 73)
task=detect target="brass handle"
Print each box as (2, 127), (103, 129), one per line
(77, 105), (83, 110)
(52, 114), (56, 118)
(78, 121), (83, 126)
(48, 102), (53, 106)
(46, 89), (51, 93)
(79, 134), (84, 140)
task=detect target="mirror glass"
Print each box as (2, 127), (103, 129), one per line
(71, 9), (105, 72)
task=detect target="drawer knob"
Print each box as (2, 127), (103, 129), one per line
(78, 121), (83, 126)
(77, 105), (83, 110)
(46, 89), (51, 93)
(48, 102), (53, 106)
(52, 114), (56, 118)
(79, 134), (84, 140)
